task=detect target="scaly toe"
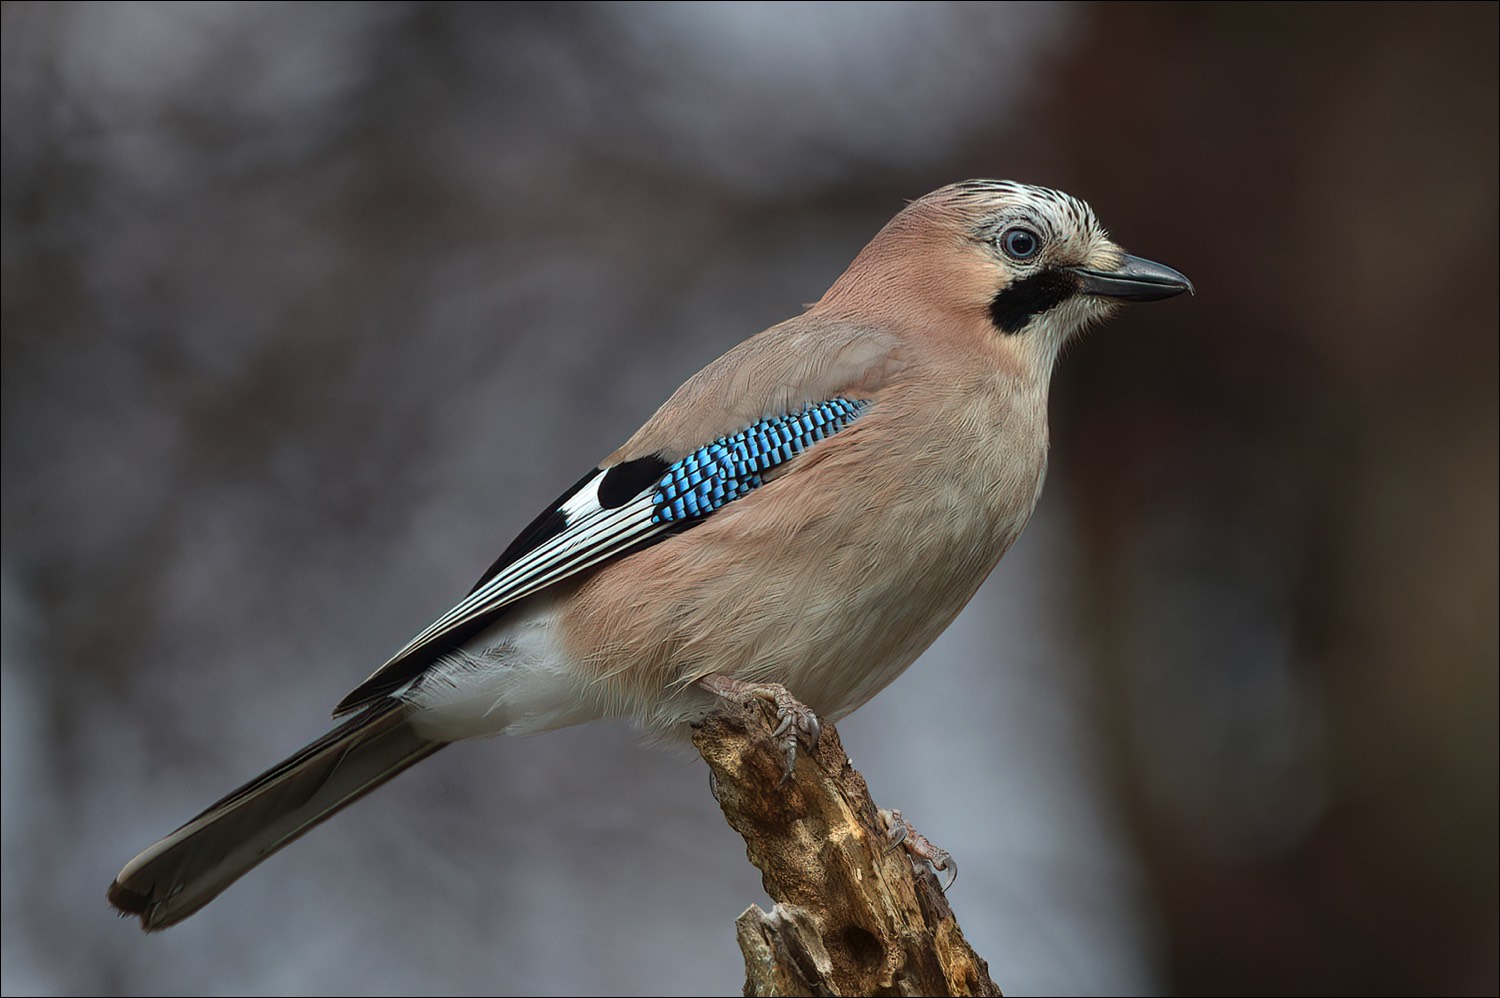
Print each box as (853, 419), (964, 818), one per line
(696, 675), (822, 782)
(879, 808), (958, 892)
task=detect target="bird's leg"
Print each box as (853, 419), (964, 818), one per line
(696, 675), (820, 781)
(879, 808), (957, 892)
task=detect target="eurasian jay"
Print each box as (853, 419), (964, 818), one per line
(108, 179), (1192, 930)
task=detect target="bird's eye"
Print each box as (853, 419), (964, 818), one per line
(1001, 227), (1041, 261)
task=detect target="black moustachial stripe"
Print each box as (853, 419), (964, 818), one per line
(988, 269), (1081, 334)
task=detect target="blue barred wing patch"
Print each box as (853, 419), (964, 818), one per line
(652, 398), (868, 522)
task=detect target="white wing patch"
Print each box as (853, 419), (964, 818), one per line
(380, 473), (665, 675)
(335, 397), (870, 715)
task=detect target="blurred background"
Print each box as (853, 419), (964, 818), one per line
(3, 3), (1495, 995)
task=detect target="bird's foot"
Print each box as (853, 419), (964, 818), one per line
(697, 675), (820, 782)
(879, 808), (957, 892)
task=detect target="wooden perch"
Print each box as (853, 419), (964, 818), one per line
(692, 700), (1002, 997)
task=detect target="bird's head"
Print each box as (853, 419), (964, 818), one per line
(815, 179), (1192, 371)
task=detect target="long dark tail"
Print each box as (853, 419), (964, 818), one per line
(108, 700), (444, 931)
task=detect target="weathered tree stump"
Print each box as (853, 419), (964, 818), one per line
(693, 701), (1002, 997)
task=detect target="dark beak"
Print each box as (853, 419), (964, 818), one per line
(1071, 254), (1194, 302)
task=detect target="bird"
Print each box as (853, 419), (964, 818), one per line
(107, 179), (1192, 931)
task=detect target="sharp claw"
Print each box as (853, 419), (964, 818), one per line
(765, 687), (818, 780)
(879, 807), (957, 891)
(936, 855), (958, 893)
(696, 676), (820, 782)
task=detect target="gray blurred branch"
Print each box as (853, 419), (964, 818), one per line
(693, 704), (1002, 997)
